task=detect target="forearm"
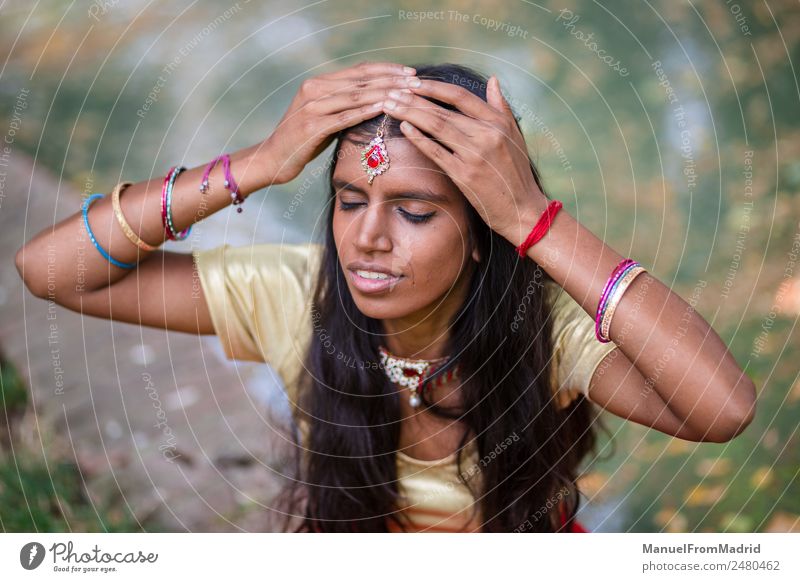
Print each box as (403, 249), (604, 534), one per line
(16, 140), (274, 299)
(526, 208), (756, 434)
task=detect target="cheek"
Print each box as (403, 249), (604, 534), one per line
(331, 209), (349, 246)
(406, 223), (471, 288)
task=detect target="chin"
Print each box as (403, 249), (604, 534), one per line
(348, 292), (415, 321)
(344, 282), (421, 321)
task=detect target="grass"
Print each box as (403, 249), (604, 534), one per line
(0, 352), (154, 533)
(0, 457), (144, 532)
(591, 316), (800, 532)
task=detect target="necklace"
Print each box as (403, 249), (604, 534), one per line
(377, 345), (461, 408)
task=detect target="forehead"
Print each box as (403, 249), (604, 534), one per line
(333, 136), (461, 199)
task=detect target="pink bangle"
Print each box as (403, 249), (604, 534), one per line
(599, 266), (646, 341)
(161, 166), (190, 240)
(161, 168), (174, 240)
(595, 258), (636, 341)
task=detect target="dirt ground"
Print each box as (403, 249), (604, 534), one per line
(3, 155), (299, 531)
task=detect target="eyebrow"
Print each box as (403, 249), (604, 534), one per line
(332, 178), (451, 205)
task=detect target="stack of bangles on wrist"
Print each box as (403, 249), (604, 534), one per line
(82, 153), (244, 269)
(594, 258), (648, 343)
(513, 199), (648, 343)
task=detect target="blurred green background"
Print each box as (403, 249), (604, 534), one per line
(1, 0), (798, 532)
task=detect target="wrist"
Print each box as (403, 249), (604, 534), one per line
(523, 203), (570, 270)
(505, 195), (551, 248)
(230, 142), (279, 195)
(254, 137), (284, 187)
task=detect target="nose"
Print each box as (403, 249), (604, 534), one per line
(353, 202), (392, 254)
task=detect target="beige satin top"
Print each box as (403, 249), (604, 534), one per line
(193, 242), (618, 532)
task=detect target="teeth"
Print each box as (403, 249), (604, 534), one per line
(356, 270), (390, 280)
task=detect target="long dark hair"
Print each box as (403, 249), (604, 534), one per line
(279, 63), (605, 532)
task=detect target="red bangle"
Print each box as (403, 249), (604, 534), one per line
(515, 199), (563, 258)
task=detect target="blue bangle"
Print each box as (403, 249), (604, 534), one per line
(165, 166), (191, 240)
(82, 193), (138, 269)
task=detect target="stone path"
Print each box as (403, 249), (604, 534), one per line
(1, 154), (298, 531)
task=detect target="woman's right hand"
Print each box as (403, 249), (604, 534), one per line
(262, 61), (418, 185)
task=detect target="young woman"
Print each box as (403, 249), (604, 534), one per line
(16, 62), (756, 533)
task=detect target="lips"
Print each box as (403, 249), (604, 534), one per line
(346, 262), (404, 294)
(346, 261), (401, 276)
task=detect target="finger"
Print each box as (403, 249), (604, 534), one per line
(407, 78), (502, 123)
(316, 101), (388, 136)
(324, 74), (418, 96)
(398, 120), (463, 172)
(319, 61), (415, 81)
(311, 87), (411, 115)
(382, 92), (474, 154)
(299, 72), (417, 104)
(486, 75), (515, 119)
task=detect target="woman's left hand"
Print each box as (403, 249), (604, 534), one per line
(381, 76), (549, 248)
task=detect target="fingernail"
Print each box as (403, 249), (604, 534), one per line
(403, 66), (416, 75)
(406, 77), (421, 87)
(387, 89), (402, 99)
(384, 100), (397, 110)
(372, 101), (383, 109)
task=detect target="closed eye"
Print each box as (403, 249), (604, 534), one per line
(337, 200), (435, 224)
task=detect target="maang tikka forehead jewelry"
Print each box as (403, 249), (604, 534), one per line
(361, 114), (391, 185)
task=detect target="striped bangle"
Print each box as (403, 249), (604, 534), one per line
(598, 261), (639, 323)
(595, 258), (636, 341)
(599, 265), (647, 342)
(161, 166), (191, 240)
(111, 181), (157, 252)
(82, 193), (138, 269)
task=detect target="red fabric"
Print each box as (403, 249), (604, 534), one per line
(559, 503), (589, 533)
(567, 518), (588, 533)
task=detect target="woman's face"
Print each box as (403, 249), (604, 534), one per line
(331, 134), (480, 326)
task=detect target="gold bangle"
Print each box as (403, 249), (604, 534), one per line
(600, 266), (647, 341)
(111, 181), (157, 252)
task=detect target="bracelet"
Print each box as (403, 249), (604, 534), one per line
(222, 154), (245, 212)
(599, 265), (647, 341)
(598, 261), (639, 324)
(82, 194), (138, 269)
(595, 258), (636, 341)
(166, 166), (190, 239)
(199, 153), (245, 212)
(515, 199), (563, 258)
(160, 167), (174, 239)
(200, 155), (225, 194)
(598, 262), (642, 336)
(161, 166), (191, 240)
(111, 181), (157, 252)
